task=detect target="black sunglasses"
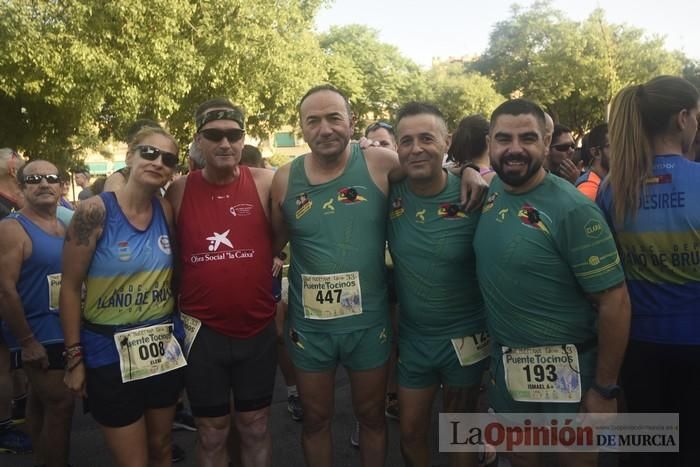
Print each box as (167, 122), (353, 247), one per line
(199, 128), (245, 144)
(551, 143), (576, 152)
(24, 174), (61, 185)
(136, 145), (179, 168)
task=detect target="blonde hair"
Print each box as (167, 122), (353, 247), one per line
(127, 127), (179, 156)
(607, 76), (699, 227)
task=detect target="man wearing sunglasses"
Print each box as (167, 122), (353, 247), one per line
(166, 98), (277, 467)
(0, 148), (33, 456)
(576, 123), (609, 202)
(269, 85), (487, 467)
(0, 160), (74, 466)
(546, 124), (580, 184)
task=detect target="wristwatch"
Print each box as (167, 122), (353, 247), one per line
(592, 382), (621, 399)
(459, 163), (481, 176)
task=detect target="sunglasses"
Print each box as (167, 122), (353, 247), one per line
(136, 145), (179, 168)
(24, 174), (61, 185)
(551, 143), (576, 152)
(366, 121), (394, 134)
(199, 128), (245, 144)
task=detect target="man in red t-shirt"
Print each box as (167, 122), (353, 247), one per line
(166, 99), (276, 467)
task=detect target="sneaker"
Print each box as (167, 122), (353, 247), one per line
(11, 397), (27, 425)
(385, 394), (399, 421)
(172, 443), (186, 463)
(287, 395), (303, 422)
(350, 421), (360, 448)
(0, 427), (32, 454)
(172, 409), (197, 432)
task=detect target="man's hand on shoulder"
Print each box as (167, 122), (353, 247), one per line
(457, 166), (488, 212)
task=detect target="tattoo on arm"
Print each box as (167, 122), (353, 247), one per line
(71, 204), (105, 246)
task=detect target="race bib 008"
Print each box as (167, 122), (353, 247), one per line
(502, 344), (581, 403)
(301, 272), (362, 320)
(113, 323), (187, 383)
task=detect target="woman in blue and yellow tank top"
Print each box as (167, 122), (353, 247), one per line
(598, 76), (700, 467)
(60, 127), (185, 467)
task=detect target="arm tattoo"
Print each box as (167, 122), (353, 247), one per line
(71, 204), (105, 246)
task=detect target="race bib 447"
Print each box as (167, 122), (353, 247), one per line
(502, 344), (581, 403)
(301, 272), (362, 320)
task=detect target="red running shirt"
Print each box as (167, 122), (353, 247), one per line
(177, 168), (274, 338)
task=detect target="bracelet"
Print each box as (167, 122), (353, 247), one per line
(459, 163), (481, 176)
(277, 251), (288, 261)
(63, 344), (83, 361)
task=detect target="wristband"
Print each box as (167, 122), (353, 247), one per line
(459, 163), (481, 176)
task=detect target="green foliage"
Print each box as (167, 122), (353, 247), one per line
(0, 0), (693, 165)
(319, 25), (428, 128)
(425, 63), (505, 130)
(474, 1), (683, 137)
(0, 0), (326, 166)
(267, 153), (295, 168)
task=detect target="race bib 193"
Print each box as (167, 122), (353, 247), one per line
(451, 331), (491, 366)
(113, 323), (187, 383)
(301, 272), (362, 320)
(47, 273), (61, 311)
(502, 344), (581, 403)
(180, 313), (202, 357)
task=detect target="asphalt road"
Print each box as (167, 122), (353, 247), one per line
(2, 366), (449, 467)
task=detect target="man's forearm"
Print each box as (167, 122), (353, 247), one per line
(0, 288), (33, 343)
(594, 284), (631, 386)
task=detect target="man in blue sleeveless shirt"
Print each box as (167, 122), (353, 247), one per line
(0, 160), (74, 467)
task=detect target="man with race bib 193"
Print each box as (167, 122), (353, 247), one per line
(473, 99), (631, 467)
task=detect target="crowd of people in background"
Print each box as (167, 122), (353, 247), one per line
(0, 74), (697, 467)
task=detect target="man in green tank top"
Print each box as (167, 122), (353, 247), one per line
(388, 102), (486, 467)
(269, 85), (488, 467)
(474, 99), (630, 467)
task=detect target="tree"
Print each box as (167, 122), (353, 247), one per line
(426, 62), (504, 130)
(319, 25), (428, 129)
(474, 1), (683, 137)
(0, 0), (327, 166)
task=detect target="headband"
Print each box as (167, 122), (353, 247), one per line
(195, 108), (245, 132)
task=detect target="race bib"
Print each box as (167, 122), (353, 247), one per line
(113, 323), (187, 383)
(47, 273), (61, 311)
(451, 331), (491, 366)
(502, 344), (581, 403)
(301, 272), (362, 320)
(180, 313), (202, 357)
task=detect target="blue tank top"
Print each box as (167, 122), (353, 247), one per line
(597, 155), (700, 344)
(84, 192), (174, 326)
(1, 213), (64, 350)
(82, 192), (179, 368)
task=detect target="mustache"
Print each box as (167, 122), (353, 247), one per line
(502, 153), (530, 163)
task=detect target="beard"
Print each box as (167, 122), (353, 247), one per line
(493, 152), (543, 187)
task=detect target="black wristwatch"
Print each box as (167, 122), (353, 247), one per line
(592, 382), (621, 399)
(459, 163), (481, 176)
